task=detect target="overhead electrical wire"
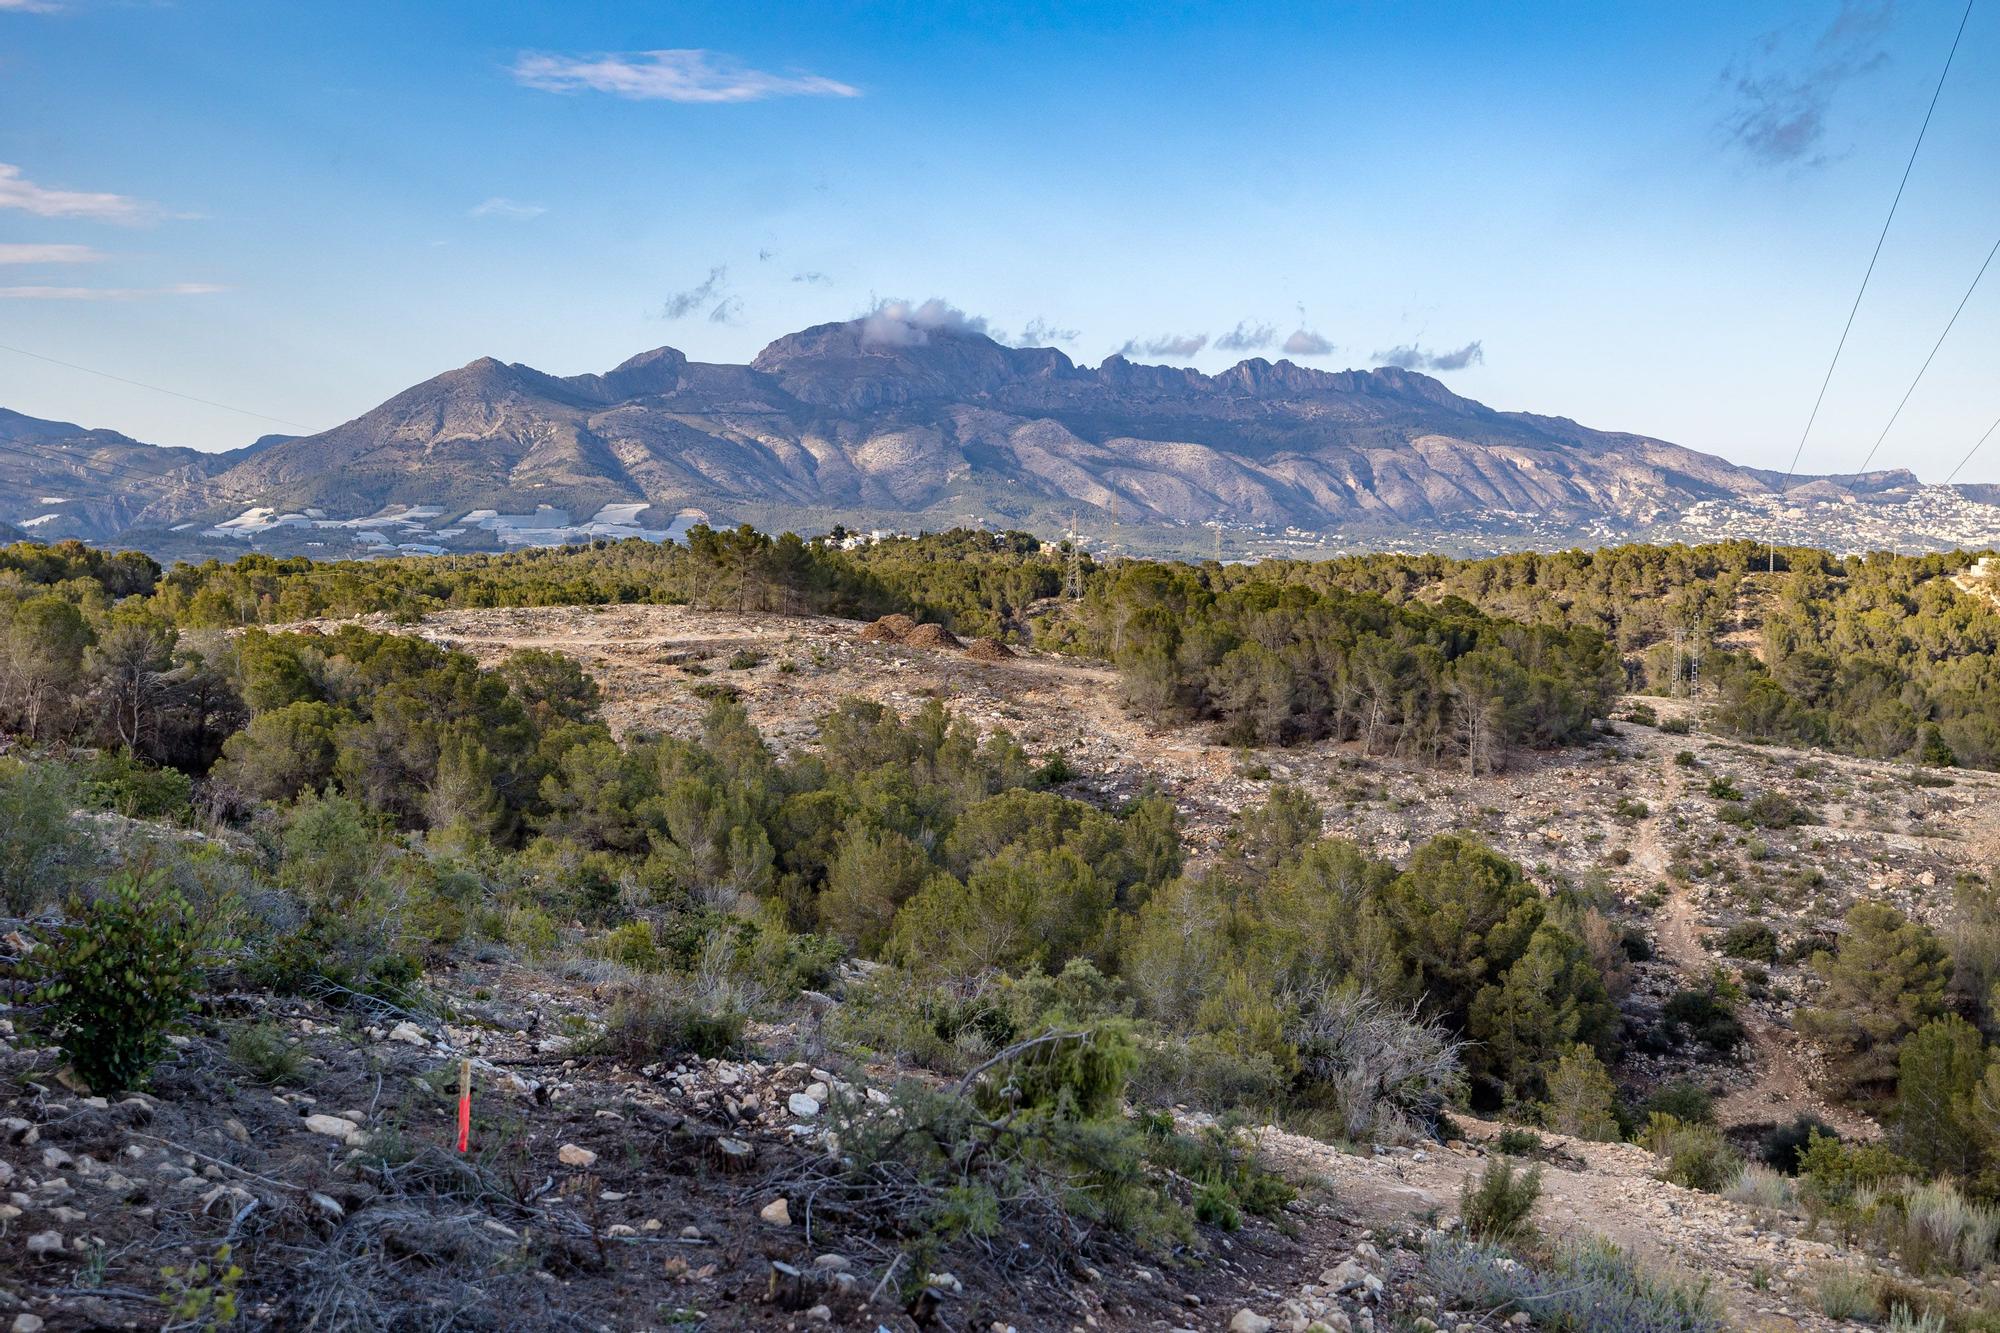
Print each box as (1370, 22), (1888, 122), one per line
(1851, 230), (2000, 476)
(1769, 0), (1977, 528)
(0, 341), (311, 432)
(1945, 413), (2000, 485)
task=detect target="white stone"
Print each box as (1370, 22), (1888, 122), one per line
(759, 1197), (792, 1226)
(788, 1092), (821, 1118)
(302, 1114), (360, 1143)
(386, 1021), (427, 1046)
(557, 1143), (597, 1168)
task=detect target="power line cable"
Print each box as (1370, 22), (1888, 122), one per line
(1852, 230), (2000, 476)
(1770, 0), (1976, 528)
(1945, 413), (2000, 485)
(0, 341), (312, 432)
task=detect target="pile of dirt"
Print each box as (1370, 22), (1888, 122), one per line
(902, 622), (961, 649)
(965, 637), (1014, 661)
(856, 613), (918, 643)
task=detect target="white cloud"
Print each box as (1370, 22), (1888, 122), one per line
(0, 0), (62, 12)
(1215, 322), (1276, 353)
(0, 243), (106, 263)
(1374, 340), (1484, 372)
(0, 282), (224, 300)
(1283, 328), (1336, 356)
(469, 197), (547, 220)
(1011, 317), (1079, 347)
(511, 49), (860, 103)
(1118, 332), (1208, 359)
(662, 266), (727, 319)
(858, 298), (991, 346)
(0, 163), (166, 224)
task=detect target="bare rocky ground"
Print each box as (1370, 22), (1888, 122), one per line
(6, 604), (1996, 1329)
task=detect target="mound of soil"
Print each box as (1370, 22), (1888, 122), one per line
(965, 637), (1014, 661)
(857, 613), (918, 643)
(903, 623), (961, 649)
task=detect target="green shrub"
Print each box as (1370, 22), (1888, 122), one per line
(1886, 1305), (1948, 1333)
(1723, 1163), (1794, 1210)
(820, 1023), (1204, 1262)
(1660, 983), (1746, 1052)
(227, 1019), (305, 1085)
(21, 871), (212, 1092)
(1815, 1265), (1878, 1321)
(1640, 1113), (1740, 1192)
(1761, 1115), (1834, 1174)
(1460, 1156), (1542, 1241)
(1797, 1132), (1916, 1235)
(80, 750), (195, 821)
(1421, 1234), (1722, 1332)
(593, 920), (661, 972)
(1717, 921), (1778, 962)
(592, 980), (745, 1062)
(1638, 1081), (1716, 1127)
(1542, 1044), (1620, 1141)
(0, 759), (95, 915)
(1496, 1128), (1543, 1155)
(1890, 1179), (1999, 1275)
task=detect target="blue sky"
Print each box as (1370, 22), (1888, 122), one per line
(1, 1), (1996, 483)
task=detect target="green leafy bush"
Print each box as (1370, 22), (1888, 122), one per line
(1459, 1156), (1542, 1241)
(0, 759), (95, 915)
(1422, 1235), (1722, 1332)
(80, 750), (194, 821)
(1760, 1115), (1834, 1174)
(1660, 983), (1746, 1052)
(21, 871), (212, 1092)
(1717, 921), (1778, 962)
(592, 979), (745, 1062)
(1638, 1081), (1716, 1127)
(227, 1019), (305, 1085)
(1640, 1113), (1740, 1192)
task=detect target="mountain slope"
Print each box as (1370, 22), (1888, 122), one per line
(0, 408), (241, 542)
(0, 313), (1932, 551)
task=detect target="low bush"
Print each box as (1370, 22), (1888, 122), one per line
(1760, 1115), (1835, 1174)
(80, 750), (195, 821)
(227, 1019), (305, 1085)
(1890, 1179), (1999, 1276)
(1815, 1264), (1877, 1321)
(19, 869), (214, 1092)
(1660, 983), (1746, 1053)
(1460, 1156), (1542, 1242)
(1638, 1081), (1715, 1127)
(1421, 1235), (1723, 1332)
(1717, 921), (1778, 962)
(797, 1023), (1235, 1266)
(591, 979), (746, 1062)
(0, 758), (95, 915)
(1723, 1163), (1795, 1211)
(1641, 1113), (1740, 1192)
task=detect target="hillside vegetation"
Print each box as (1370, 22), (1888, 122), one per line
(1, 529), (1999, 1329)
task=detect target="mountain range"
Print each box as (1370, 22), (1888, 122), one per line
(0, 313), (1955, 557)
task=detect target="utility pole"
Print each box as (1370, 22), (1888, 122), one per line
(1670, 628), (1686, 700)
(1065, 509), (1082, 599)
